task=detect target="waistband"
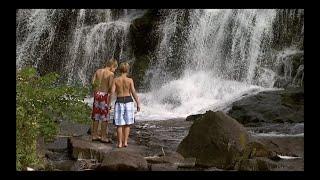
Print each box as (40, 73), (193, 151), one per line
(94, 91), (108, 96)
(116, 96), (133, 103)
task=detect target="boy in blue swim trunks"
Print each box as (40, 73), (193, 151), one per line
(109, 62), (141, 148)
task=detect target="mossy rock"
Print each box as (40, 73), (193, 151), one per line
(177, 111), (250, 169)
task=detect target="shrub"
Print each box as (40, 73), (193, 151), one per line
(16, 67), (91, 170)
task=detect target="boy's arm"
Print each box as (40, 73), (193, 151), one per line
(130, 79), (141, 112)
(92, 71), (97, 85)
(91, 72), (97, 93)
(108, 79), (116, 109)
(107, 73), (114, 94)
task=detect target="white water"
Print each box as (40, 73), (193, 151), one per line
(16, 9), (58, 69)
(17, 9), (303, 121)
(136, 71), (270, 120)
(65, 9), (146, 85)
(277, 155), (302, 160)
(251, 132), (304, 137)
(138, 9), (280, 120)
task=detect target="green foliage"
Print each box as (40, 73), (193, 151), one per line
(16, 67), (91, 170)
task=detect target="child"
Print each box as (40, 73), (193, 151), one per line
(91, 58), (118, 143)
(109, 62), (141, 148)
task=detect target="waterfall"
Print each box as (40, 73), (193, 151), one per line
(16, 9), (146, 85)
(136, 9), (303, 120)
(16, 9), (58, 69)
(64, 9), (140, 85)
(16, 9), (303, 121)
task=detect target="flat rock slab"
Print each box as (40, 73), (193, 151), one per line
(68, 135), (150, 162)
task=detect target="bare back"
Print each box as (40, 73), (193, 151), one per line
(114, 76), (133, 97)
(92, 68), (114, 93)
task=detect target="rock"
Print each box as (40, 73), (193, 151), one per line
(186, 114), (203, 121)
(70, 159), (99, 171)
(254, 136), (304, 158)
(98, 150), (148, 171)
(272, 158), (304, 171)
(227, 87), (304, 126)
(177, 111), (250, 169)
(235, 157), (279, 171)
(51, 160), (76, 171)
(130, 10), (161, 89)
(176, 157), (196, 168)
(67, 136), (113, 162)
(204, 167), (225, 171)
(242, 141), (278, 160)
(151, 163), (178, 171)
(145, 150), (184, 165)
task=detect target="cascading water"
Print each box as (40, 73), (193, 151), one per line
(16, 9), (146, 85)
(136, 9), (302, 120)
(16, 9), (58, 69)
(65, 9), (145, 85)
(16, 9), (304, 121)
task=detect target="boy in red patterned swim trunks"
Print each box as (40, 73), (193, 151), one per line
(91, 59), (118, 142)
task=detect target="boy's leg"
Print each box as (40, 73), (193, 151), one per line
(123, 125), (130, 147)
(122, 126), (125, 144)
(101, 121), (109, 141)
(92, 120), (100, 140)
(117, 126), (123, 148)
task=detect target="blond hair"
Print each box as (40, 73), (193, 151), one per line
(106, 58), (118, 68)
(119, 62), (130, 73)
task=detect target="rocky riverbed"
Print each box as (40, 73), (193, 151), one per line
(43, 118), (303, 171)
(43, 88), (303, 171)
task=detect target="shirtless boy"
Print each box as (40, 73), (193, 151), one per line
(110, 62), (141, 148)
(91, 59), (118, 143)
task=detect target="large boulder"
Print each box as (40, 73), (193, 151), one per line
(177, 111), (250, 169)
(227, 87), (304, 126)
(98, 150), (148, 171)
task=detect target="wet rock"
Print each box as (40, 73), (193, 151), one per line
(176, 157), (196, 168)
(254, 136), (304, 158)
(177, 111), (250, 169)
(235, 157), (279, 171)
(186, 114), (203, 121)
(70, 159), (99, 171)
(50, 160), (75, 171)
(145, 150), (184, 164)
(242, 141), (277, 159)
(67, 136), (113, 161)
(98, 150), (148, 171)
(227, 87), (304, 126)
(151, 163), (178, 171)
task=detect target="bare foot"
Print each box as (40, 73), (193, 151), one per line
(117, 144), (123, 148)
(124, 143), (128, 147)
(92, 136), (100, 141)
(100, 138), (111, 143)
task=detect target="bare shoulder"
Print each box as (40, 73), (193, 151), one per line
(114, 76), (120, 82)
(105, 70), (114, 77)
(127, 77), (134, 83)
(96, 68), (103, 74)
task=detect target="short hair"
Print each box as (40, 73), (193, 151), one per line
(119, 62), (130, 73)
(106, 58), (118, 68)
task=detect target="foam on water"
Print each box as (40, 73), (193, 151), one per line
(250, 131), (304, 137)
(135, 70), (273, 121)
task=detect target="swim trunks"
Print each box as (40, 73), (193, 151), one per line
(91, 91), (109, 121)
(113, 96), (135, 126)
